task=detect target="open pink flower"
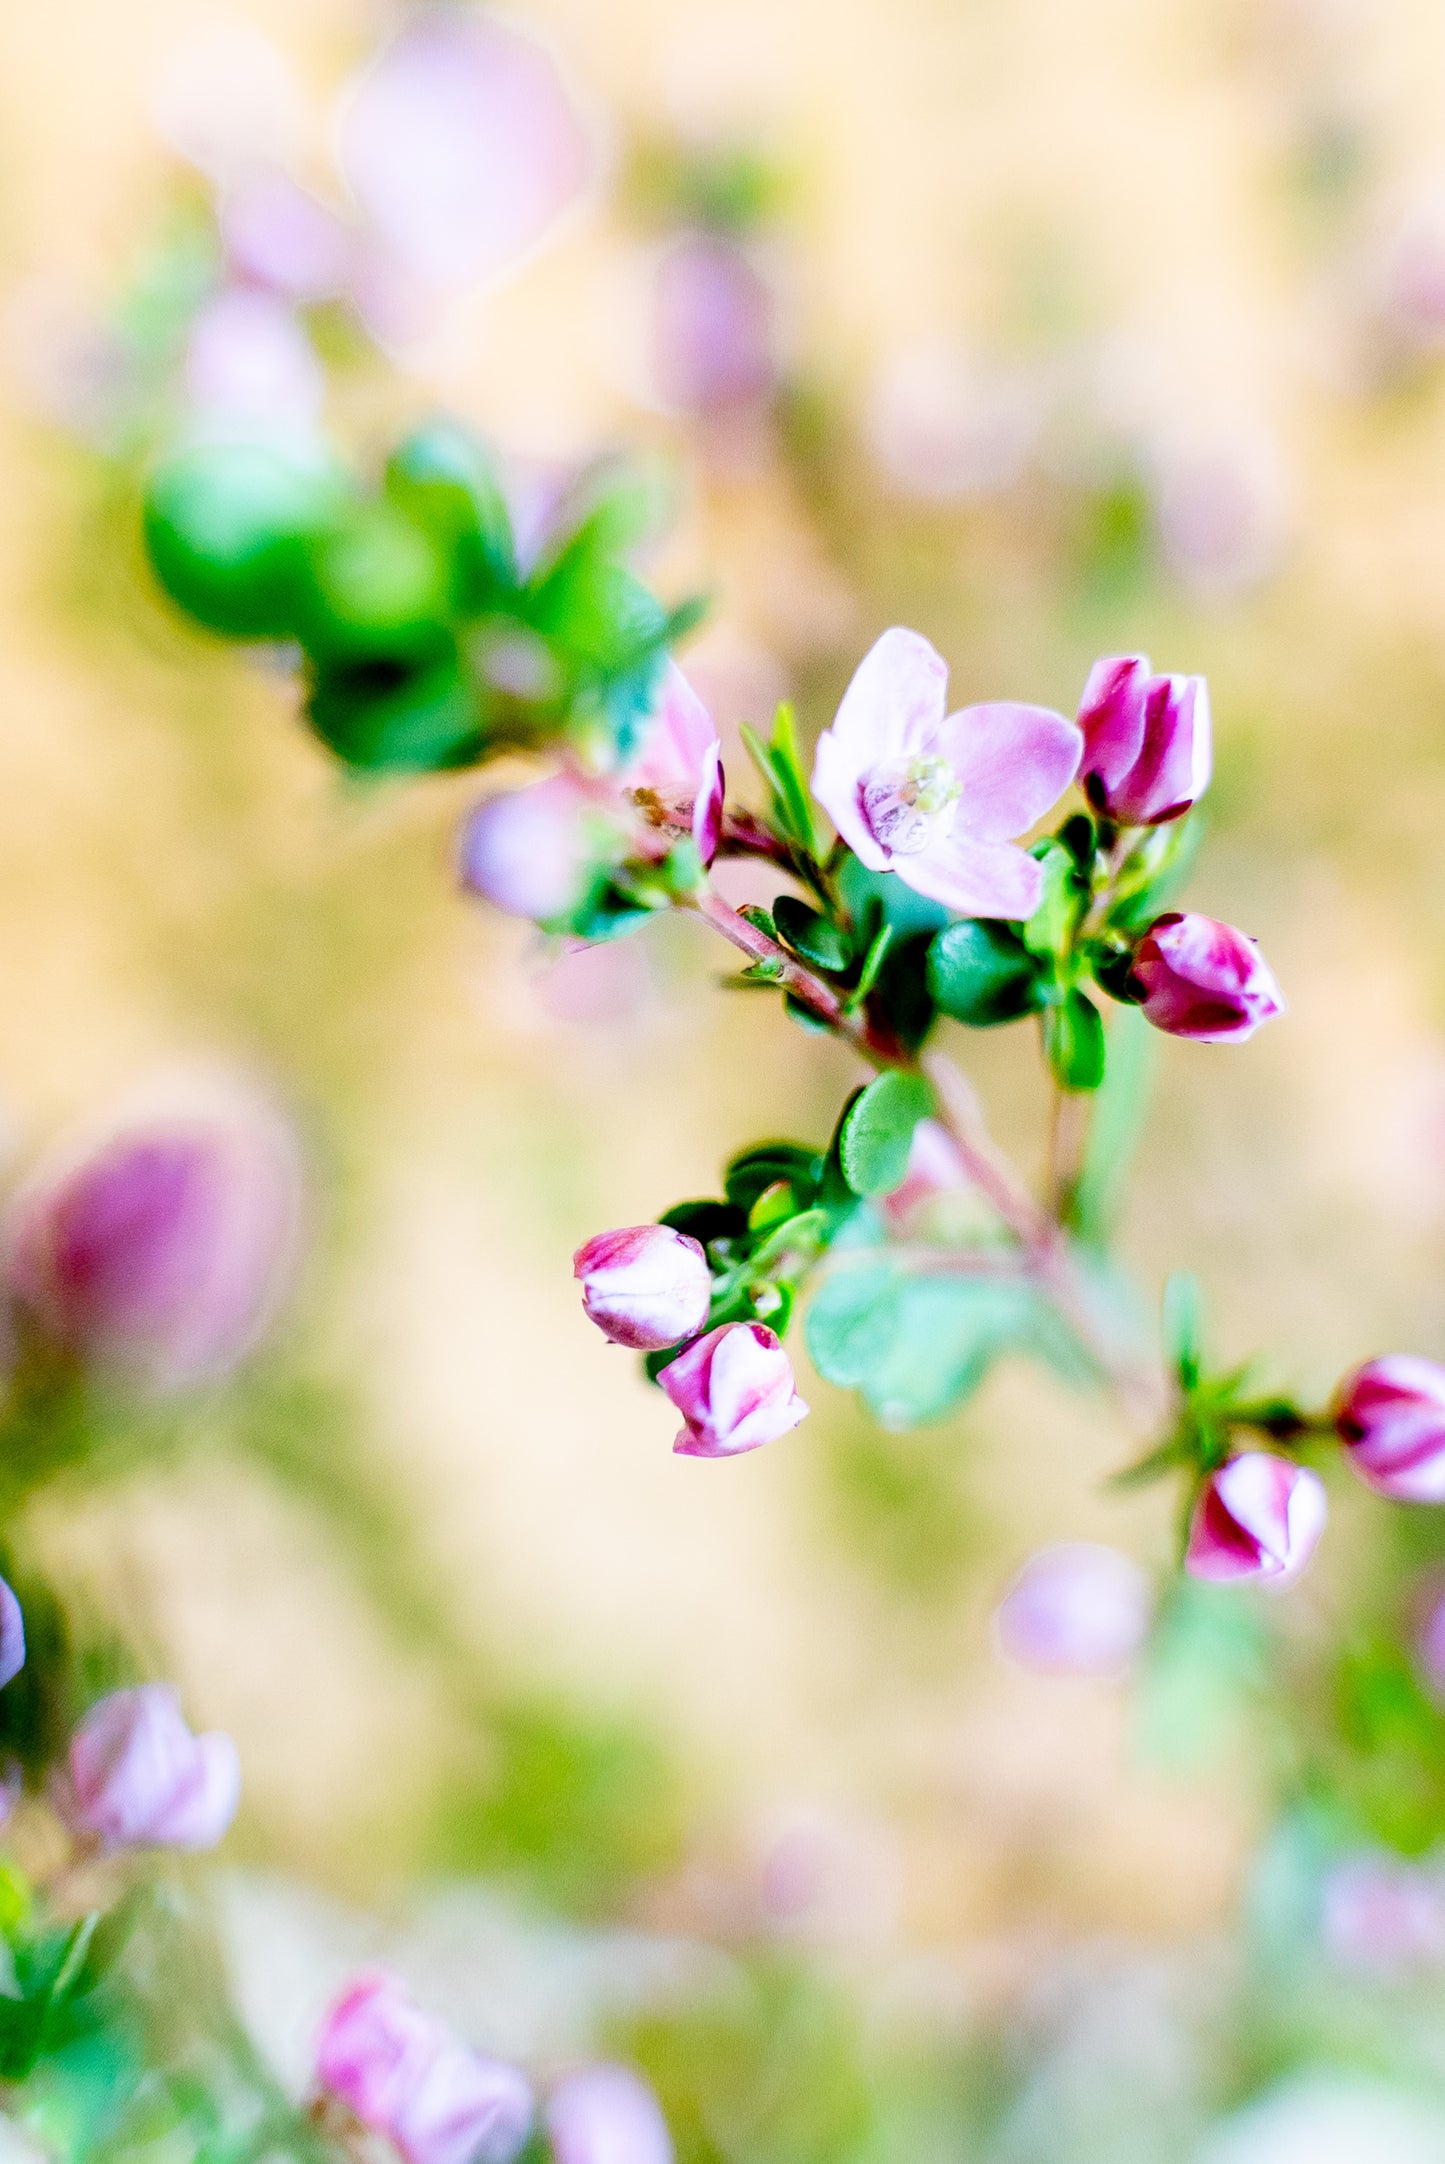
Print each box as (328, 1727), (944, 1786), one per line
(317, 1971), (533, 2164)
(1185, 1454), (1326, 1586)
(546, 2066), (673, 2164)
(62, 1684), (240, 1851)
(661, 1321), (808, 1458)
(624, 665), (724, 867)
(811, 629), (1082, 919)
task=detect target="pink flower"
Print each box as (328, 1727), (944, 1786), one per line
(184, 287), (324, 428)
(220, 168), (353, 302)
(573, 1225), (711, 1352)
(5, 1086), (302, 1394)
(1077, 655), (1211, 826)
(993, 1543), (1151, 1676)
(1335, 1355), (1445, 1502)
(624, 665), (724, 867)
(546, 2066), (673, 2164)
(1322, 1851), (1445, 1978)
(810, 628), (1081, 919)
(652, 233), (778, 418)
(317, 1971), (533, 2164)
(660, 1321), (808, 1458)
(337, 11), (593, 300)
(1185, 1454), (1326, 1585)
(458, 773), (617, 925)
(0, 1579), (24, 1693)
(1130, 912), (1284, 1043)
(62, 1685), (240, 1851)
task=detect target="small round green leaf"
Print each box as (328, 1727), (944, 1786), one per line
(838, 1071), (933, 1196)
(927, 919), (1043, 1026)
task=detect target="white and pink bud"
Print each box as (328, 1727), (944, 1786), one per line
(4, 1082), (302, 1395)
(1130, 912), (1284, 1044)
(573, 1225), (712, 1352)
(317, 1971), (534, 2164)
(61, 1684), (240, 1851)
(660, 1320), (808, 1458)
(1078, 655), (1211, 826)
(993, 1543), (1151, 1676)
(1185, 1453), (1326, 1586)
(545, 2066), (673, 2164)
(1335, 1355), (1445, 1502)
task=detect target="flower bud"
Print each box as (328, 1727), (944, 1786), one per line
(1321, 1850), (1445, 1977)
(62, 1684), (240, 1850)
(4, 1084), (302, 1394)
(317, 1971), (533, 2164)
(1079, 656), (1211, 826)
(1334, 1355), (1445, 1502)
(0, 1579), (24, 1693)
(573, 1225), (711, 1352)
(652, 233), (778, 419)
(660, 1321), (808, 1458)
(1185, 1453), (1326, 1585)
(545, 2066), (673, 2164)
(1130, 912), (1284, 1044)
(993, 1543), (1151, 1676)
(458, 773), (611, 926)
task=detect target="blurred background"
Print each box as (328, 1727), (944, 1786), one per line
(9, 0), (1445, 2154)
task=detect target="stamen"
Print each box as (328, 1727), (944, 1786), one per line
(860, 755), (958, 855)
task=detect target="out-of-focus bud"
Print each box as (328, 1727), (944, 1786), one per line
(62, 1684), (240, 1851)
(184, 287), (324, 429)
(1334, 1356), (1445, 1502)
(317, 1971), (533, 2164)
(1185, 1453), (1326, 1585)
(1130, 912), (1284, 1044)
(546, 2066), (673, 2164)
(0, 1579), (24, 1693)
(458, 774), (615, 925)
(652, 233), (777, 419)
(573, 1225), (711, 1352)
(660, 1321), (808, 1458)
(993, 1543), (1152, 1676)
(1078, 656), (1211, 826)
(1321, 1850), (1445, 1978)
(4, 1084), (302, 1394)
(625, 665), (725, 868)
(220, 169), (353, 303)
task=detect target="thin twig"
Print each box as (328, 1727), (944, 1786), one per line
(691, 884), (904, 1061)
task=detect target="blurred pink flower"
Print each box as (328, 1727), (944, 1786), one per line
(5, 1086), (302, 1394)
(184, 286), (324, 427)
(994, 1543), (1152, 1676)
(458, 773), (617, 925)
(317, 1971), (533, 2164)
(1185, 1454), (1326, 1585)
(573, 1224), (711, 1352)
(880, 1116), (970, 1231)
(62, 1684), (240, 1851)
(220, 168), (353, 302)
(337, 9), (594, 299)
(1322, 1850), (1445, 1977)
(624, 664), (724, 866)
(546, 2066), (673, 2164)
(1131, 913), (1284, 1044)
(661, 1320), (808, 1458)
(811, 629), (1082, 919)
(0, 1578), (24, 1693)
(652, 232), (777, 418)
(1335, 1355), (1445, 1502)
(1077, 656), (1211, 826)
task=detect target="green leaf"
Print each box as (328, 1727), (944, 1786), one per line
(724, 1143), (823, 1213)
(1163, 1270), (1203, 1392)
(806, 1260), (1042, 1425)
(143, 437), (343, 641)
(1043, 988), (1107, 1092)
(384, 421), (517, 602)
(299, 501), (454, 665)
(1108, 812), (1205, 935)
(658, 1199), (746, 1249)
(837, 1072), (933, 1196)
(837, 853), (953, 942)
(927, 920), (1043, 1026)
(1022, 839), (1085, 961)
(305, 650), (486, 773)
(1070, 1004), (1154, 1245)
(804, 1259), (904, 1388)
(772, 896), (852, 973)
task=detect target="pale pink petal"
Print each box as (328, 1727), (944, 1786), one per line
(938, 703), (1083, 843)
(899, 831), (1044, 919)
(1077, 655), (1150, 792)
(628, 664), (718, 798)
(145, 1730), (241, 1849)
(815, 628), (949, 769)
(811, 727), (888, 869)
(691, 741), (724, 867)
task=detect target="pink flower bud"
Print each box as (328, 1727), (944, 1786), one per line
(1335, 1356), (1445, 1502)
(1322, 1851), (1445, 1977)
(660, 1321), (808, 1458)
(0, 1579), (24, 1693)
(4, 1084), (302, 1394)
(1078, 656), (1211, 826)
(1185, 1454), (1326, 1585)
(573, 1225), (711, 1352)
(458, 774), (613, 925)
(1130, 912), (1284, 1044)
(317, 1971), (533, 2164)
(184, 287), (324, 429)
(652, 233), (778, 419)
(62, 1684), (240, 1851)
(993, 1543), (1151, 1676)
(545, 2066), (673, 2164)
(219, 168), (353, 302)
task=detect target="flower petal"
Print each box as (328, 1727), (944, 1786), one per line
(825, 627), (949, 761)
(628, 663), (718, 797)
(939, 702), (1083, 842)
(811, 725), (889, 869)
(897, 832), (1044, 919)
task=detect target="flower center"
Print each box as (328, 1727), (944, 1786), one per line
(860, 755), (959, 856)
